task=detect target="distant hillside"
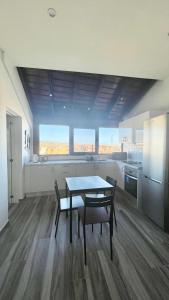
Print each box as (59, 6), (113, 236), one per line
(40, 141), (120, 155)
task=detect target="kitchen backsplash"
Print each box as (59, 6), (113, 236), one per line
(123, 143), (143, 162)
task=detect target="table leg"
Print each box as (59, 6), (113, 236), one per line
(65, 182), (68, 198)
(70, 192), (72, 243)
(111, 188), (117, 228)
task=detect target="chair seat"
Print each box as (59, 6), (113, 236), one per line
(85, 193), (105, 198)
(60, 196), (84, 211)
(78, 207), (109, 225)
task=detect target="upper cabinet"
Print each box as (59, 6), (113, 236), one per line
(119, 112), (150, 144)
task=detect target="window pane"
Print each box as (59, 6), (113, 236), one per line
(39, 125), (69, 155)
(74, 128), (95, 152)
(99, 128), (121, 154)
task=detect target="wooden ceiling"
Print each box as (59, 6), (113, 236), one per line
(18, 67), (155, 127)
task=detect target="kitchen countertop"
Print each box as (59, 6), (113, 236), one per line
(25, 159), (115, 166)
(25, 159), (143, 169)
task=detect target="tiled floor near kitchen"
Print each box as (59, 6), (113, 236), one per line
(1, 190), (169, 300)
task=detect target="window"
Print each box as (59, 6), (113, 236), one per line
(39, 125), (69, 155)
(73, 128), (95, 153)
(99, 128), (121, 154)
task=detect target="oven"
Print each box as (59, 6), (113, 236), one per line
(124, 165), (138, 198)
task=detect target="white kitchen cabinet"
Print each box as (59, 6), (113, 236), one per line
(24, 160), (125, 196)
(24, 164), (54, 193)
(93, 162), (124, 189)
(75, 163), (94, 177)
(55, 164), (76, 189)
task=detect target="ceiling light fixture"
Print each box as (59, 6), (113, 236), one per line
(63, 105), (66, 109)
(88, 107), (91, 111)
(48, 8), (56, 18)
(49, 93), (53, 97)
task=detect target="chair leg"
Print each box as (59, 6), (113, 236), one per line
(55, 211), (60, 238)
(55, 206), (59, 225)
(83, 224), (87, 265)
(100, 223), (102, 235)
(78, 213), (80, 238)
(113, 203), (117, 228)
(109, 221), (113, 260)
(92, 224), (94, 232)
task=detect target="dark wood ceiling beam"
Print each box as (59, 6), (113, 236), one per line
(17, 68), (34, 108)
(52, 78), (74, 84)
(71, 73), (80, 111)
(29, 86), (50, 93)
(120, 80), (155, 119)
(90, 76), (104, 112)
(26, 74), (48, 81)
(47, 70), (57, 116)
(75, 80), (99, 87)
(105, 78), (127, 119)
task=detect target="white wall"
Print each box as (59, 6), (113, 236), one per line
(0, 52), (33, 231)
(127, 77), (169, 118)
(120, 111), (150, 129)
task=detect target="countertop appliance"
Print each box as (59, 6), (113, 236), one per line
(32, 154), (39, 163)
(142, 114), (169, 232)
(112, 152), (127, 161)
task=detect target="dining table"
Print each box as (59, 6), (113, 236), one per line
(65, 175), (114, 243)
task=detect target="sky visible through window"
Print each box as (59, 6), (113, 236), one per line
(40, 125), (69, 143)
(99, 128), (120, 153)
(99, 128), (119, 145)
(39, 125), (69, 155)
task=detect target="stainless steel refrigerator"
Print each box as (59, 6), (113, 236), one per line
(142, 114), (169, 232)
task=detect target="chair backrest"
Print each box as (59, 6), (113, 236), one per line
(106, 176), (117, 188)
(105, 176), (117, 198)
(85, 195), (113, 208)
(54, 180), (60, 207)
(84, 195), (114, 223)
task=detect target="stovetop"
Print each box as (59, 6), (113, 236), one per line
(126, 161), (142, 166)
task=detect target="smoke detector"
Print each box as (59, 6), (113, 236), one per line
(48, 8), (56, 18)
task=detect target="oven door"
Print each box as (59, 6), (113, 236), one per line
(125, 173), (137, 198)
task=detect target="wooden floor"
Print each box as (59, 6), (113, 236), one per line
(1, 191), (169, 300)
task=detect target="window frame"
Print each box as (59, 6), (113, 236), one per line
(71, 127), (98, 155)
(38, 124), (120, 156)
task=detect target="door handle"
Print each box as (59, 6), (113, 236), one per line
(144, 176), (162, 184)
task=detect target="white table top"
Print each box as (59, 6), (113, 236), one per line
(66, 176), (113, 193)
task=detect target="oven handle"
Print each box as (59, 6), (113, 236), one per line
(125, 174), (138, 181)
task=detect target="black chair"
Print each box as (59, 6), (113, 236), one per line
(54, 180), (84, 238)
(85, 176), (117, 228)
(106, 176), (117, 227)
(78, 194), (114, 265)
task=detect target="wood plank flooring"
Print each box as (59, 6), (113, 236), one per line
(1, 190), (169, 299)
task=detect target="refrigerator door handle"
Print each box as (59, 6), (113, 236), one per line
(144, 175), (162, 184)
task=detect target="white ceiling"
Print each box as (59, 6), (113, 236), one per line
(1, 0), (169, 80)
